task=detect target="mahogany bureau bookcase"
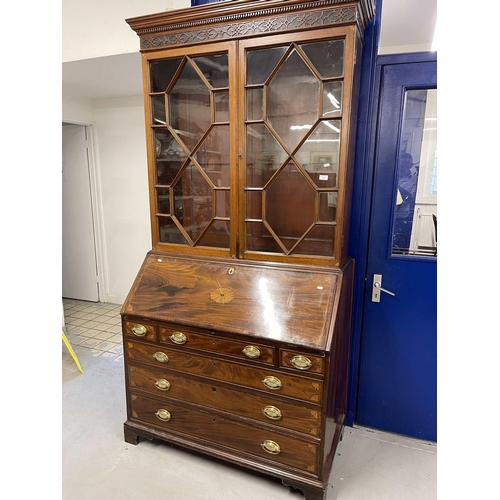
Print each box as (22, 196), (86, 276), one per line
(121, 1), (374, 499)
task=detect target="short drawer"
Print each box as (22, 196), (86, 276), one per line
(160, 324), (275, 365)
(280, 350), (325, 375)
(129, 392), (319, 474)
(123, 320), (157, 342)
(125, 341), (323, 404)
(127, 364), (322, 437)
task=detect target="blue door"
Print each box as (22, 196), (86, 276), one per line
(356, 56), (437, 441)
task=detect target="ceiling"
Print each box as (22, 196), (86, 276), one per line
(62, 0), (437, 101)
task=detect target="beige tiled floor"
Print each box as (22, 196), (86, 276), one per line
(62, 298), (123, 362)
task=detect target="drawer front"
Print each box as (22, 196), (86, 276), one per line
(280, 350), (325, 375)
(160, 324), (275, 365)
(128, 364), (322, 437)
(125, 341), (323, 404)
(123, 320), (157, 342)
(130, 392), (319, 474)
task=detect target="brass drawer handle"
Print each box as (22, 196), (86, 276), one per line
(155, 379), (171, 391)
(243, 345), (261, 359)
(261, 440), (281, 455)
(153, 351), (169, 363)
(170, 331), (187, 345)
(155, 409), (171, 422)
(131, 324), (147, 337)
(262, 376), (282, 390)
(291, 355), (312, 370)
(262, 405), (282, 420)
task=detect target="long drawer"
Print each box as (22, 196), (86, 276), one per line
(125, 340), (323, 404)
(129, 392), (319, 474)
(127, 364), (322, 437)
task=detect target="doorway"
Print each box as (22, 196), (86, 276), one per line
(62, 122), (100, 302)
(352, 53), (437, 441)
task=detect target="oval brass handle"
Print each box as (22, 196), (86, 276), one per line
(291, 355), (312, 371)
(262, 376), (282, 390)
(243, 345), (261, 359)
(261, 440), (281, 455)
(153, 351), (169, 363)
(131, 324), (147, 337)
(155, 379), (171, 391)
(262, 405), (282, 420)
(155, 409), (171, 422)
(170, 331), (187, 345)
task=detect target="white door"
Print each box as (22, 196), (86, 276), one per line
(62, 123), (99, 302)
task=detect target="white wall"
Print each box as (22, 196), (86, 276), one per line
(62, 0), (191, 62)
(93, 97), (152, 303)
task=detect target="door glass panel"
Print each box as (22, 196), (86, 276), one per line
(265, 161), (316, 251)
(246, 88), (263, 121)
(267, 50), (319, 153)
(157, 188), (170, 214)
(150, 58), (183, 93)
(246, 190), (263, 220)
(192, 54), (229, 88)
(194, 125), (230, 187)
(246, 124), (288, 187)
(158, 216), (187, 244)
(170, 61), (211, 152)
(214, 91), (229, 122)
(215, 190), (230, 218)
(299, 39), (344, 78)
(152, 96), (166, 125)
(323, 81), (343, 117)
(155, 129), (186, 185)
(246, 46), (287, 85)
(294, 120), (341, 188)
(172, 162), (213, 243)
(318, 192), (337, 222)
(198, 220), (230, 248)
(246, 221), (284, 253)
(392, 89), (437, 257)
(294, 225), (335, 256)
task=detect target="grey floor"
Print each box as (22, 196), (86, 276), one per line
(62, 299), (437, 500)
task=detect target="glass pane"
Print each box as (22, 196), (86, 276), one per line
(299, 39), (344, 78)
(155, 129), (186, 184)
(150, 58), (183, 93)
(246, 88), (263, 121)
(294, 225), (335, 256)
(318, 192), (337, 222)
(246, 190), (262, 220)
(194, 125), (230, 187)
(157, 188), (170, 214)
(246, 46), (287, 85)
(246, 222), (283, 253)
(214, 91), (229, 122)
(294, 120), (341, 188)
(192, 54), (228, 88)
(152, 96), (166, 125)
(215, 190), (230, 218)
(323, 81), (343, 117)
(198, 220), (230, 248)
(267, 50), (319, 152)
(170, 61), (211, 152)
(246, 124), (288, 187)
(158, 217), (187, 244)
(173, 163), (213, 243)
(392, 89), (437, 257)
(265, 161), (316, 251)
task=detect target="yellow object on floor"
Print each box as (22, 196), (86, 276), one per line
(62, 330), (83, 373)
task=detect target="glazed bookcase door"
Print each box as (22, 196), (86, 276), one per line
(238, 28), (355, 266)
(143, 41), (238, 257)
